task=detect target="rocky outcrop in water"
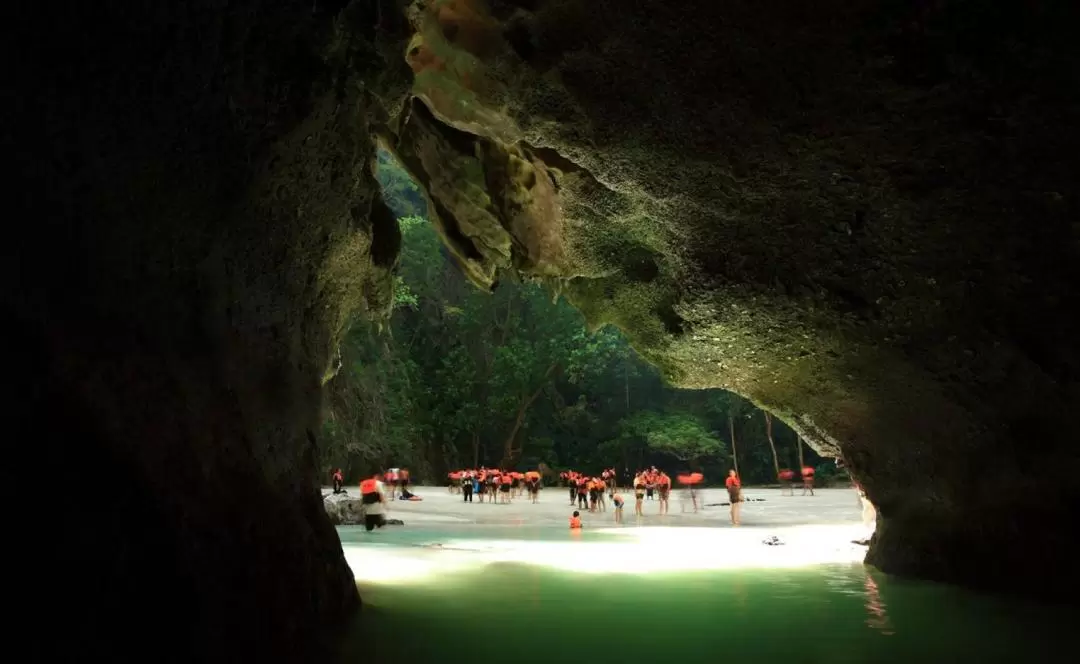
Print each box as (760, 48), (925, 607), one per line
(324, 493), (366, 526)
(7, 0), (1079, 661)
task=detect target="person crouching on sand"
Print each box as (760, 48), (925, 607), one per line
(725, 469), (742, 525)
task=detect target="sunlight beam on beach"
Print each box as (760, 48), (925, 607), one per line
(343, 524), (867, 584)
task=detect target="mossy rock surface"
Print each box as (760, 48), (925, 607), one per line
(389, 0), (1080, 600)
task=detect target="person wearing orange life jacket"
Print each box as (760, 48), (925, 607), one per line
(725, 469), (743, 525)
(525, 471), (541, 504)
(569, 510), (582, 529)
(500, 472), (513, 503)
(595, 476), (607, 513)
(385, 468), (399, 499)
(359, 475), (388, 531)
(331, 468), (344, 494)
(576, 475), (588, 510)
(778, 468), (795, 496)
(801, 465), (815, 496)
(657, 472), (672, 515)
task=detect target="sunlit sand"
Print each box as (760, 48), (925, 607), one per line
(335, 485), (872, 584)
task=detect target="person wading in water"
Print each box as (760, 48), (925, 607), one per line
(725, 469), (743, 525)
(359, 475), (388, 531)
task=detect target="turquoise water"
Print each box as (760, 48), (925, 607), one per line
(338, 526), (1070, 663)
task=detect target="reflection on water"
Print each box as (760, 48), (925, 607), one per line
(862, 568), (893, 634)
(338, 527), (1071, 663)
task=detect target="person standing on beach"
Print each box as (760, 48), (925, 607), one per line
(462, 472), (474, 502)
(633, 474), (645, 517)
(657, 471), (671, 515)
(800, 464), (815, 496)
(725, 469), (743, 525)
(332, 468), (344, 494)
(778, 468), (794, 496)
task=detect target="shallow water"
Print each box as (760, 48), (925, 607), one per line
(338, 525), (1070, 663)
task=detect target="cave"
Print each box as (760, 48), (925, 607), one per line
(7, 0), (1079, 660)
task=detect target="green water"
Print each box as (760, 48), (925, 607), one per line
(339, 527), (1070, 663)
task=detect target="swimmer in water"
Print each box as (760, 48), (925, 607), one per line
(569, 510), (582, 529)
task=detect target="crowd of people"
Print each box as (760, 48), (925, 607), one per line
(447, 468), (544, 503)
(336, 458), (870, 533)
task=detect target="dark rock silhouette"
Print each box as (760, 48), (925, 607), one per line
(7, 0), (1078, 661)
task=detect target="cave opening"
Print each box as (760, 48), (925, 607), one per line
(11, 0), (1080, 661)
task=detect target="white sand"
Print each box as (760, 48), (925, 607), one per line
(333, 485), (875, 583)
(330, 484), (867, 528)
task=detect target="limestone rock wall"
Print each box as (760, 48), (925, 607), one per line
(7, 2), (1080, 661)
(388, 0), (1080, 599)
(7, 1), (412, 661)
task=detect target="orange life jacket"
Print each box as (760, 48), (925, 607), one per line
(569, 516), (582, 529)
(360, 479), (378, 495)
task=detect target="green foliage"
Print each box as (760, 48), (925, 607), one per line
(620, 411), (727, 463)
(320, 187), (822, 483)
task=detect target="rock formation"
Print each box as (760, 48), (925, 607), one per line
(388, 0), (1080, 600)
(6, 0), (1078, 661)
(324, 492), (367, 525)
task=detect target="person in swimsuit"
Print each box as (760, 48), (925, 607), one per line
(612, 493), (624, 524)
(634, 474), (645, 517)
(725, 469), (743, 525)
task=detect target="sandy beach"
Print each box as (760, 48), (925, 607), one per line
(327, 483), (865, 529)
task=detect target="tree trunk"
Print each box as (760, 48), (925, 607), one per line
(764, 412), (781, 480)
(472, 432), (480, 469)
(500, 362), (561, 467)
(729, 415), (740, 476)
(797, 434), (805, 469)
